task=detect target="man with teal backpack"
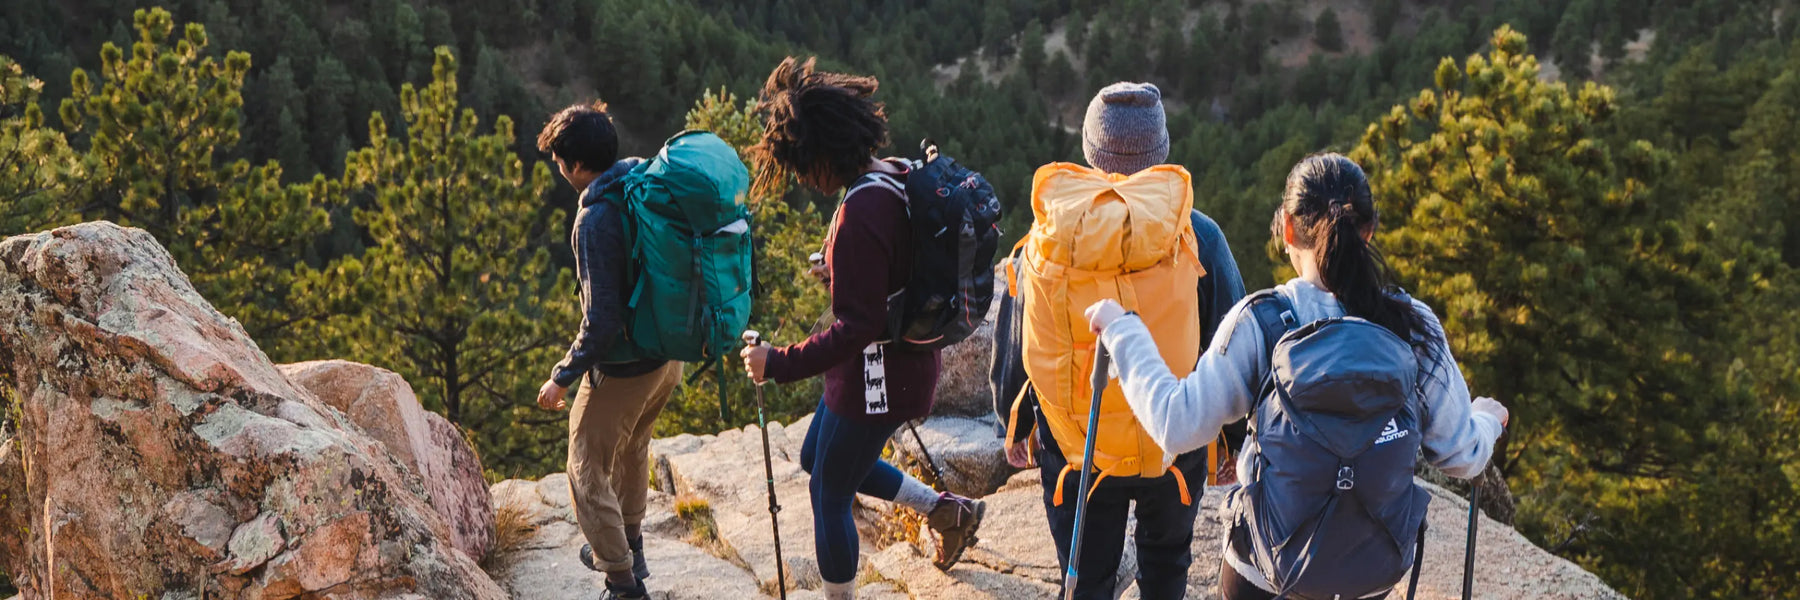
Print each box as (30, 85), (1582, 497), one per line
(534, 102), (752, 600)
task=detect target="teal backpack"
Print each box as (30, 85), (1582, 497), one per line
(603, 131), (754, 387)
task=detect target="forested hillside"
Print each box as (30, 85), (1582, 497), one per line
(3, 1), (1799, 598)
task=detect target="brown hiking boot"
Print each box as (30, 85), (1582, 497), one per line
(925, 492), (986, 571)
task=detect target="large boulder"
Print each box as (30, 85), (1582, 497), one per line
(0, 223), (504, 599)
(0, 424), (24, 589)
(277, 360), (496, 563)
(930, 279), (1005, 420)
(888, 414), (1018, 498)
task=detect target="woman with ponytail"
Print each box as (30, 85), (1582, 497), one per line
(738, 57), (985, 600)
(1084, 154), (1510, 599)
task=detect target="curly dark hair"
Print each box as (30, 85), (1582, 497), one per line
(748, 57), (889, 196)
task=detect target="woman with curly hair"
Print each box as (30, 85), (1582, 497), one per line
(739, 57), (985, 599)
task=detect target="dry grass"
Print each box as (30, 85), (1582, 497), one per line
(487, 493), (540, 565)
(857, 564), (910, 594)
(868, 444), (937, 550)
(674, 494), (752, 572)
(758, 560), (825, 598)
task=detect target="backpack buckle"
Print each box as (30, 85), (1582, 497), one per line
(1336, 466), (1355, 491)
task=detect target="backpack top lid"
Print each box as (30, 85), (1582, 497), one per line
(632, 130), (751, 232)
(1268, 316), (1420, 459)
(1026, 163), (1194, 273)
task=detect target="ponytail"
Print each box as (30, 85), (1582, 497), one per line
(1279, 154), (1430, 346)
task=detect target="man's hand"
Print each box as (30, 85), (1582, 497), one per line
(1472, 396), (1509, 428)
(1084, 299), (1129, 334)
(1005, 430), (1037, 469)
(537, 379), (568, 411)
(741, 343), (771, 383)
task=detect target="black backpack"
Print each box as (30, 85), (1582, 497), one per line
(857, 140), (1002, 351)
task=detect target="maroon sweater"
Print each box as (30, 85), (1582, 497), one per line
(764, 163), (941, 423)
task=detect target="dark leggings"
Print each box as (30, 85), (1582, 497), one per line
(1217, 559), (1392, 600)
(799, 398), (906, 584)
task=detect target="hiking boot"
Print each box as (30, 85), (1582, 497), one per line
(925, 492), (986, 571)
(599, 577), (649, 600)
(580, 543), (650, 581)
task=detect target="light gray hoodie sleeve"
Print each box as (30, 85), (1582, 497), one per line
(1411, 300), (1503, 479)
(1099, 298), (1266, 456)
(1101, 295), (1502, 479)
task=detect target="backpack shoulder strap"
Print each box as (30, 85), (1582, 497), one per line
(1244, 290), (1298, 361)
(849, 171), (906, 199)
(1241, 290), (1299, 424)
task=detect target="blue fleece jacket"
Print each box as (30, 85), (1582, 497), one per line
(551, 158), (666, 387)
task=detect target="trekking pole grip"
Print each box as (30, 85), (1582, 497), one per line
(1091, 346), (1110, 391)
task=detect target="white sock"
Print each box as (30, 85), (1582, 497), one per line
(824, 579), (857, 600)
(895, 475), (941, 514)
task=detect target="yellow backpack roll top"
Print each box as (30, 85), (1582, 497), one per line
(1008, 162), (1212, 506)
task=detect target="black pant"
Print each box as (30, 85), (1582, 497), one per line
(1038, 414), (1200, 599)
(1216, 559), (1393, 600)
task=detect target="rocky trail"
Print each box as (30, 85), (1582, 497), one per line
(485, 411), (1627, 600)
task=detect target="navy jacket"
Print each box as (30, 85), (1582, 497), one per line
(551, 158), (666, 387)
(991, 209), (1247, 484)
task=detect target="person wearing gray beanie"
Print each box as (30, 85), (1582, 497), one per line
(992, 79), (1250, 599)
(1083, 82), (1171, 175)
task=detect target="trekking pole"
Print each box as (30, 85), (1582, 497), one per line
(1463, 474), (1482, 600)
(904, 419), (948, 488)
(1062, 346), (1111, 600)
(742, 330), (789, 600)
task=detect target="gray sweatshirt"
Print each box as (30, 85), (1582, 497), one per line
(1098, 278), (1502, 480)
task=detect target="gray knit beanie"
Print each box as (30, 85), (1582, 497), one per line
(1082, 82), (1170, 175)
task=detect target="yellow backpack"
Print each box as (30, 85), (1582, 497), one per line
(1006, 162), (1214, 506)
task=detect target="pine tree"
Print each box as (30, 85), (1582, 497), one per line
(1152, 18), (1187, 93)
(1373, 0), (1402, 39)
(54, 8), (337, 345)
(1352, 26), (1787, 596)
(981, 1), (1012, 58)
(1044, 50), (1081, 100)
(309, 57), (354, 174)
(300, 47), (571, 478)
(1019, 19), (1047, 79)
(1066, 8), (1088, 57)
(0, 55), (76, 235)
(1722, 56), (1800, 265)
(1313, 7), (1345, 53)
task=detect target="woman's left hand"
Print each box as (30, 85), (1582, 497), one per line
(1084, 299), (1128, 334)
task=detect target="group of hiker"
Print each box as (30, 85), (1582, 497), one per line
(530, 55), (1510, 600)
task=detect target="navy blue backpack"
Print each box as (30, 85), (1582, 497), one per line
(1229, 291), (1431, 600)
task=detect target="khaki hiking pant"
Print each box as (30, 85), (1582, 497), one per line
(568, 361), (683, 573)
